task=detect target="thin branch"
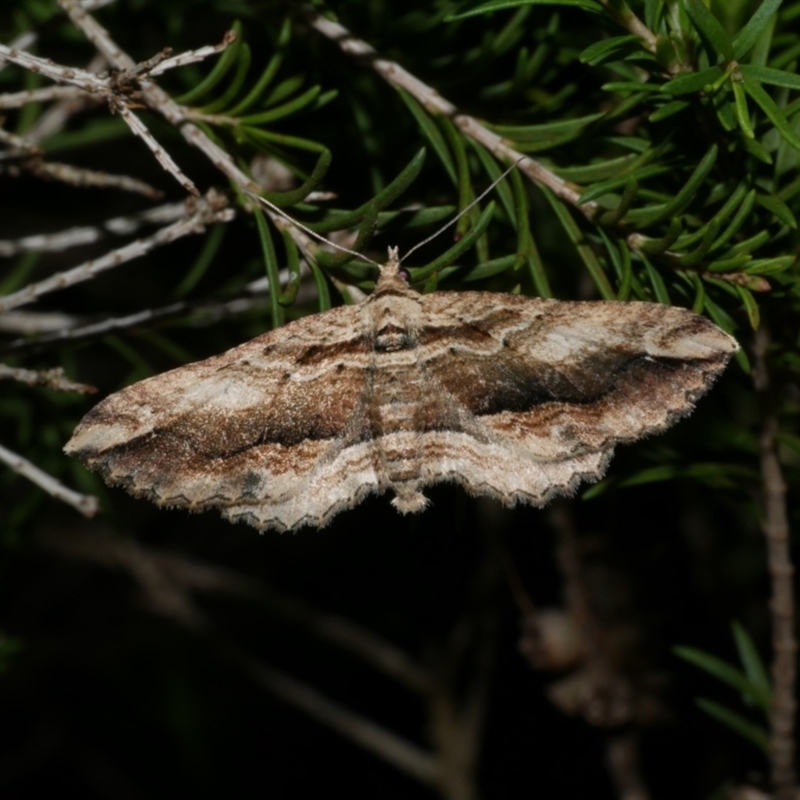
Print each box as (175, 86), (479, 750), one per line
(305, 9), (585, 210)
(108, 98), (198, 195)
(242, 657), (439, 786)
(753, 325), (797, 800)
(4, 158), (163, 198)
(0, 363), (96, 393)
(0, 191), (234, 314)
(0, 441), (98, 517)
(56, 0), (325, 265)
(0, 84), (87, 110)
(0, 32), (36, 76)
(0, 43), (110, 94)
(146, 30), (237, 77)
(0, 201), (186, 257)
(0, 125), (41, 157)
(0, 40), (198, 195)
(26, 54), (107, 145)
(0, 311), (80, 335)
(303, 7), (712, 287)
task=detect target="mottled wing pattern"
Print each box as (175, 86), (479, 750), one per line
(413, 292), (738, 506)
(65, 306), (380, 531)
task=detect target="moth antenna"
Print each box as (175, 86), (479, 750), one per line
(399, 157), (525, 265)
(246, 190), (384, 269)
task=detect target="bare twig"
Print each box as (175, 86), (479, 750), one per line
(26, 54), (107, 145)
(0, 191), (233, 314)
(0, 311), (80, 335)
(305, 9), (584, 209)
(0, 40), (198, 195)
(0, 84), (87, 110)
(753, 325), (797, 800)
(108, 98), (198, 195)
(0, 201), (188, 257)
(146, 30), (237, 77)
(0, 441), (98, 517)
(243, 657), (439, 785)
(0, 44), (110, 93)
(0, 125), (41, 157)
(0, 363), (96, 393)
(55, 0), (326, 265)
(4, 158), (162, 198)
(0, 32), (36, 76)
(303, 7), (711, 286)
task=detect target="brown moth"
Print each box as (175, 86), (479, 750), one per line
(65, 247), (738, 532)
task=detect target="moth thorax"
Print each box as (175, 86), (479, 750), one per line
(375, 324), (414, 351)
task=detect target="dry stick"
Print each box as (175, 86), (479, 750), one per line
(0, 42), (202, 196)
(0, 441), (98, 517)
(109, 98), (197, 195)
(0, 84), (87, 110)
(0, 125), (41, 156)
(0, 201), (186, 257)
(0, 363), (95, 393)
(3, 295), (261, 353)
(8, 159), (162, 198)
(0, 311), (80, 335)
(753, 326), (797, 800)
(0, 194), (234, 313)
(243, 657), (439, 786)
(56, 0), (322, 263)
(146, 30), (238, 77)
(305, 9), (738, 289)
(26, 54), (107, 145)
(305, 9), (584, 208)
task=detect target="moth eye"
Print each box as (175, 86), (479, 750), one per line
(398, 269), (410, 283)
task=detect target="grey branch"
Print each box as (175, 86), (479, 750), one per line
(0, 363), (96, 394)
(754, 326), (797, 800)
(0, 192), (234, 313)
(0, 441), (98, 517)
(0, 201), (186, 257)
(305, 8), (583, 209)
(244, 658), (439, 785)
(2, 158), (162, 198)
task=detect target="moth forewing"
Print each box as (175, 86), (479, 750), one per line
(65, 252), (739, 532)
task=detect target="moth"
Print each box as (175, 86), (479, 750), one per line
(65, 246), (738, 532)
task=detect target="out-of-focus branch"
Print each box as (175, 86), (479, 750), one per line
(0, 201), (187, 257)
(753, 325), (797, 800)
(0, 442), (98, 518)
(0, 190), (233, 314)
(42, 529), (441, 786)
(2, 158), (162, 198)
(0, 363), (95, 393)
(242, 658), (438, 785)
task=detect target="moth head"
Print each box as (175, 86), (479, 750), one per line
(374, 246), (411, 293)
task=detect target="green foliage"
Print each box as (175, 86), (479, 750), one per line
(674, 621), (772, 752)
